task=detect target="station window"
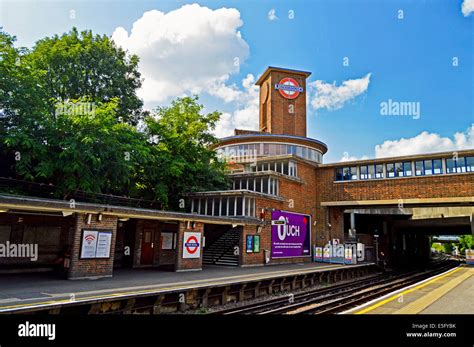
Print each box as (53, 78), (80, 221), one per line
(335, 168), (344, 181)
(220, 197), (228, 216)
(236, 197), (243, 215)
(288, 161), (297, 177)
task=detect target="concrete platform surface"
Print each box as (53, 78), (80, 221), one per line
(0, 262), (369, 312)
(350, 265), (474, 314)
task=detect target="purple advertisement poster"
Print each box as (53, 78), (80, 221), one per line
(271, 210), (311, 258)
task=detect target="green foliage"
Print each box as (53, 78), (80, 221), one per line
(443, 243), (454, 254)
(458, 235), (473, 253)
(0, 29), (228, 209)
(25, 27), (143, 124)
(138, 96), (229, 209)
(431, 242), (443, 252)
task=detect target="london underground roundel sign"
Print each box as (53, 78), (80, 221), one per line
(182, 231), (201, 259)
(275, 77), (303, 99)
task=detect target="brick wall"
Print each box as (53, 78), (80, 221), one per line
(315, 168), (474, 202)
(132, 220), (178, 268)
(259, 70), (308, 137)
(241, 161), (320, 266)
(241, 224), (265, 266)
(313, 167), (474, 246)
(68, 213), (118, 280)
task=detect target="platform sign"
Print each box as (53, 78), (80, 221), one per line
(330, 244), (345, 264)
(80, 229), (112, 259)
(271, 210), (311, 259)
(323, 247), (331, 262)
(314, 247), (323, 262)
(182, 232), (201, 259)
(95, 231), (112, 258)
(80, 230), (98, 259)
(246, 235), (254, 253)
(253, 235), (260, 253)
(344, 246), (355, 265)
(466, 249), (474, 265)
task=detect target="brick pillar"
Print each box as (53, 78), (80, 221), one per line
(329, 207), (345, 243)
(133, 219), (144, 267)
(175, 221), (204, 272)
(68, 213), (118, 280)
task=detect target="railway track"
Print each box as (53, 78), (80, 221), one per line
(212, 258), (458, 315)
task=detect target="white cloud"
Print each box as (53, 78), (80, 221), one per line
(337, 125), (473, 162)
(112, 4), (250, 103)
(340, 154), (369, 162)
(375, 125), (474, 158)
(214, 74), (259, 138)
(268, 9), (278, 21)
(462, 0), (474, 16)
(309, 73), (371, 111)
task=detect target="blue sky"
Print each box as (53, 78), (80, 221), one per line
(1, 0), (472, 162)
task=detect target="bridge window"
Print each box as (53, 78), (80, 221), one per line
(359, 164), (383, 179)
(415, 159), (443, 176)
(386, 163), (395, 178)
(387, 162), (411, 178)
(467, 157), (474, 172)
(359, 165), (369, 179)
(335, 166), (357, 181)
(375, 164), (384, 178)
(446, 157), (467, 173)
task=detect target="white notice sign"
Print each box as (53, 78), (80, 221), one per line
(96, 232), (112, 258)
(81, 230), (98, 259)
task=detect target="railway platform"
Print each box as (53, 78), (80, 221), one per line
(0, 262), (375, 313)
(348, 265), (474, 314)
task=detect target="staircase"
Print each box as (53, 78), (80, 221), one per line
(203, 230), (240, 266)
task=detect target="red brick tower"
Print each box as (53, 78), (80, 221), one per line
(255, 66), (311, 137)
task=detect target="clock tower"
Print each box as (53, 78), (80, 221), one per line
(255, 66), (311, 137)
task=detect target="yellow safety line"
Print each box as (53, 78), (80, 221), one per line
(393, 269), (473, 314)
(354, 267), (462, 314)
(0, 263), (347, 311)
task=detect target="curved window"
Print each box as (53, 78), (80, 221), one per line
(216, 142), (323, 163)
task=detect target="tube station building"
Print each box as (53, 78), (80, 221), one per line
(0, 66), (473, 279)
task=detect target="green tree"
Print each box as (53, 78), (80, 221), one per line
(139, 96), (229, 209)
(26, 28), (143, 124)
(443, 243), (454, 254)
(458, 235), (473, 253)
(1, 29), (228, 210)
(3, 98), (148, 197)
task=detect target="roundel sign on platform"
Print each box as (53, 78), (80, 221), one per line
(275, 77), (303, 99)
(182, 231), (201, 259)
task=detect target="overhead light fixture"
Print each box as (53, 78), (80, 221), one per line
(97, 213), (103, 221)
(86, 213), (92, 225)
(118, 217), (129, 222)
(0, 209), (8, 213)
(62, 211), (74, 217)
